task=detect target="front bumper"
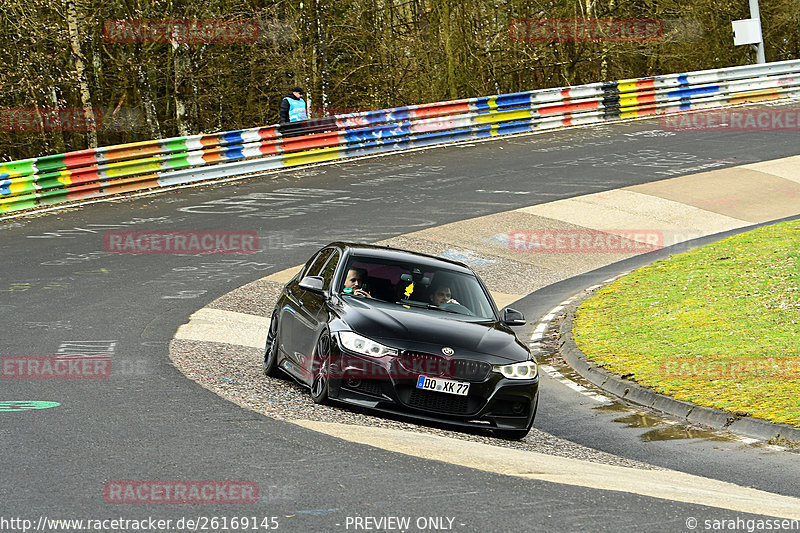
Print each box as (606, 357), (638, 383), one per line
(327, 345), (539, 432)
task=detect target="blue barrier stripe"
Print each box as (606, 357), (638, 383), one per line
(386, 109), (413, 122)
(667, 85), (721, 98)
(494, 93), (536, 107)
(343, 124), (413, 143)
(223, 147), (245, 160)
(472, 97), (494, 111)
(222, 131), (245, 144)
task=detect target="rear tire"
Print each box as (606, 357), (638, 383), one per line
(263, 312), (281, 378)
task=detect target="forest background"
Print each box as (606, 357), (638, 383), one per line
(1, 0), (798, 160)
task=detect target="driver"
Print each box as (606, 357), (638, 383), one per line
(343, 268), (371, 298)
(429, 283), (459, 306)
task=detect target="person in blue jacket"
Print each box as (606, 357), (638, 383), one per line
(279, 87), (308, 123)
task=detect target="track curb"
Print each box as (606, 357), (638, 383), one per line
(556, 291), (800, 443)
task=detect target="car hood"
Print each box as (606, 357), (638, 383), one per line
(337, 298), (528, 363)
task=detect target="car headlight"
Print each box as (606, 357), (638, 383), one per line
(338, 331), (398, 357)
(494, 360), (538, 379)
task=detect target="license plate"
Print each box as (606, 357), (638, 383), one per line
(416, 375), (469, 396)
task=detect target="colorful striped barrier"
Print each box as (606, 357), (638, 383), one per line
(2, 59), (800, 215)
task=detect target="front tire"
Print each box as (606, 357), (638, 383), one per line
(263, 312), (281, 378)
(310, 332), (331, 404)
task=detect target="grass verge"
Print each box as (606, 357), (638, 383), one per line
(573, 219), (800, 427)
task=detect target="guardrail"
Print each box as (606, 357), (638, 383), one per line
(2, 59), (800, 215)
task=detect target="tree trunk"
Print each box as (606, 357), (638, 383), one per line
(442, 2), (459, 99)
(64, 0), (97, 148)
(48, 87), (66, 154)
(171, 39), (190, 136)
(133, 46), (163, 140)
(315, 0), (329, 115)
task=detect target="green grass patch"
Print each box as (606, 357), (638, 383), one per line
(573, 219), (800, 426)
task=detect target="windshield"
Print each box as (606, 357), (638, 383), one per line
(338, 255), (496, 320)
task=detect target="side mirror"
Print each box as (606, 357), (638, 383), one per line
(299, 275), (324, 293)
(502, 308), (526, 326)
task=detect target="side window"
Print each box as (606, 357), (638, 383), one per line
(306, 248), (334, 277)
(319, 251), (341, 290)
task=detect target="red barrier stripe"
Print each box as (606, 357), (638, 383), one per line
(280, 131), (341, 152)
(62, 150), (99, 169)
(66, 168), (101, 185)
(632, 92), (657, 105)
(258, 144), (281, 155)
(413, 103), (470, 119)
(637, 79), (656, 90)
(538, 100), (600, 116)
(65, 182), (103, 200)
(258, 127), (280, 141)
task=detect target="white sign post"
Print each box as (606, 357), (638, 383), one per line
(732, 0), (766, 63)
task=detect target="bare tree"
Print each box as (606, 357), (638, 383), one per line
(64, 0), (98, 148)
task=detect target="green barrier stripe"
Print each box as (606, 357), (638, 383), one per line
(164, 138), (189, 153)
(165, 155), (191, 169)
(34, 154), (68, 173)
(0, 160), (36, 179)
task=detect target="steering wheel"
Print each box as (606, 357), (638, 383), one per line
(439, 302), (475, 316)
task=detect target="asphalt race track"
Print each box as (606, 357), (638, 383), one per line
(2, 111), (800, 532)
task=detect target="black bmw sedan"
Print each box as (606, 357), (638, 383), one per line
(264, 242), (539, 439)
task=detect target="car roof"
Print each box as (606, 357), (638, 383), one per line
(326, 242), (474, 274)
